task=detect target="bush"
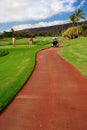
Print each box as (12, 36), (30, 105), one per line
(62, 26), (82, 39)
(0, 50), (9, 57)
(81, 24), (87, 37)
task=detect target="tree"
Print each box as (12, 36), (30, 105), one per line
(11, 28), (15, 33)
(10, 28), (15, 36)
(75, 8), (85, 23)
(75, 8), (85, 37)
(69, 8), (85, 37)
(70, 14), (77, 38)
(70, 13), (76, 27)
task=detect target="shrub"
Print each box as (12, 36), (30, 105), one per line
(81, 24), (87, 37)
(0, 50), (9, 57)
(62, 26), (82, 39)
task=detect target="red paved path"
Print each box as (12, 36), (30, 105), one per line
(0, 48), (87, 130)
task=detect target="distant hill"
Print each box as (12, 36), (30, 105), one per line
(18, 21), (87, 36)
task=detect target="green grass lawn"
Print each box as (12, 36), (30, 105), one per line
(58, 37), (87, 78)
(0, 36), (52, 112)
(0, 38), (29, 45)
(1, 36), (87, 112)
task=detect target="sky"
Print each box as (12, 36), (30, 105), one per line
(0, 0), (87, 32)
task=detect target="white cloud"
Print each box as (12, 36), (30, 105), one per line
(7, 20), (70, 31)
(78, 0), (86, 8)
(0, 0), (79, 23)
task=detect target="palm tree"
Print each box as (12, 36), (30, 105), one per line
(69, 14), (77, 38)
(75, 8), (86, 37)
(70, 13), (76, 27)
(75, 8), (85, 23)
(70, 8), (86, 37)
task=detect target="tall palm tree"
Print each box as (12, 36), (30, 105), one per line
(75, 8), (85, 23)
(75, 8), (86, 37)
(70, 13), (76, 27)
(69, 13), (77, 38)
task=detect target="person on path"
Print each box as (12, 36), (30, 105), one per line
(12, 37), (16, 47)
(29, 36), (33, 47)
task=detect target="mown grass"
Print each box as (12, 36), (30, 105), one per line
(0, 38), (28, 45)
(58, 37), (87, 78)
(0, 36), (52, 112)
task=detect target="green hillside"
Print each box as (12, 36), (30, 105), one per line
(58, 37), (87, 78)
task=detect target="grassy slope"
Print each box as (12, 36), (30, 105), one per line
(58, 37), (87, 78)
(0, 37), (51, 112)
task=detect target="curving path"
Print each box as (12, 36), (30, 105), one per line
(0, 47), (87, 130)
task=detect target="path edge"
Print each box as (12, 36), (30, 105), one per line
(0, 46), (51, 113)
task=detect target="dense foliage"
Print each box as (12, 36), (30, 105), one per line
(81, 24), (87, 37)
(0, 50), (9, 57)
(62, 24), (87, 39)
(62, 26), (82, 39)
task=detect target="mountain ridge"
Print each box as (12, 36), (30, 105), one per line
(17, 21), (87, 36)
